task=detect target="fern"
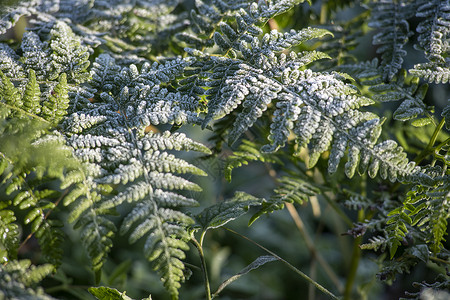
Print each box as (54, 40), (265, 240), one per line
(61, 54), (211, 295)
(367, 0), (415, 81)
(339, 60), (434, 124)
(0, 0), (449, 299)
(0, 259), (55, 299)
(387, 173), (450, 256)
(409, 0), (450, 84)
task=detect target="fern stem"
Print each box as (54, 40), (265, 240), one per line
(414, 118), (445, 164)
(343, 209), (364, 300)
(286, 203), (344, 293)
(191, 237), (212, 300)
(320, 2), (328, 24)
(429, 256), (450, 266)
(0, 102), (51, 125)
(224, 227), (340, 300)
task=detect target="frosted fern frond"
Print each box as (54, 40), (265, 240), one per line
(339, 60), (433, 123)
(120, 201), (194, 297)
(1, 0), (188, 59)
(368, 0), (415, 81)
(409, 0), (450, 84)
(187, 26), (331, 133)
(48, 21), (91, 83)
(180, 0), (309, 51)
(249, 176), (320, 225)
(0, 259), (55, 300)
(410, 63), (450, 84)
(189, 23), (420, 181)
(0, 44), (24, 78)
(21, 31), (50, 80)
(62, 52), (211, 295)
(403, 274), (450, 300)
(90, 54), (203, 127)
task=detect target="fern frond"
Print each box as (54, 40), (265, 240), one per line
(360, 235), (389, 252)
(0, 43), (24, 78)
(410, 63), (450, 84)
(224, 139), (281, 181)
(61, 52), (211, 295)
(0, 259), (55, 300)
(339, 60), (433, 124)
(48, 21), (91, 83)
(386, 172), (450, 257)
(21, 31), (50, 80)
(368, 0), (414, 81)
(403, 273), (450, 300)
(377, 251), (420, 282)
(410, 0), (450, 84)
(195, 191), (263, 231)
(0, 208), (19, 263)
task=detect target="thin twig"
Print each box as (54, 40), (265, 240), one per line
(224, 227), (340, 300)
(286, 203), (344, 293)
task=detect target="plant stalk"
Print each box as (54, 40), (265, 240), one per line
(343, 209), (364, 300)
(286, 203), (344, 293)
(191, 237), (212, 300)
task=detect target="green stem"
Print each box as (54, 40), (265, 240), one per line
(430, 256), (450, 265)
(191, 237), (212, 300)
(343, 209), (364, 300)
(414, 118), (445, 164)
(224, 227), (340, 300)
(320, 1), (328, 24)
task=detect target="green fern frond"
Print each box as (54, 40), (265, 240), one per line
(195, 191), (263, 231)
(225, 139), (281, 181)
(360, 235), (389, 252)
(0, 208), (19, 263)
(386, 173), (450, 257)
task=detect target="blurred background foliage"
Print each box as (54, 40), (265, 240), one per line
(1, 0), (449, 299)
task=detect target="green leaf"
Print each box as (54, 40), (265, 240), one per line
(411, 118), (432, 127)
(194, 192), (263, 232)
(408, 245), (430, 263)
(88, 287), (138, 300)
